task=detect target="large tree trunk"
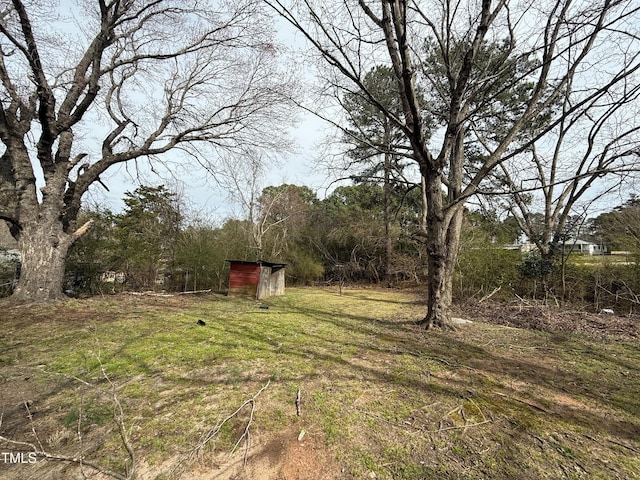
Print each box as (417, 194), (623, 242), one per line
(417, 169), (455, 330)
(417, 125), (466, 330)
(11, 220), (73, 303)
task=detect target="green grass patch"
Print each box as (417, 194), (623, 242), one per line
(0, 287), (638, 479)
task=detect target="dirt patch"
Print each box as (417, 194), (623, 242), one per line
(0, 291), (216, 325)
(186, 425), (342, 480)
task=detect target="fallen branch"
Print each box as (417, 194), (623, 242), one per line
(178, 289), (212, 295)
(192, 380), (270, 468)
(0, 434), (130, 480)
(353, 400), (492, 435)
(0, 404), (131, 480)
(125, 291), (174, 297)
(479, 286), (501, 303)
(97, 353), (136, 479)
(494, 391), (549, 413)
(425, 356), (476, 372)
(430, 399), (491, 433)
(124, 289), (212, 297)
(430, 419), (493, 433)
(607, 438), (639, 453)
(40, 367), (93, 386)
(352, 408), (422, 431)
(514, 293), (536, 311)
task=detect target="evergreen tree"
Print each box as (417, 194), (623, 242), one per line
(113, 186), (182, 289)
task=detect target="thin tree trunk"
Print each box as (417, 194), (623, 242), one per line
(561, 251), (567, 306)
(441, 129), (466, 310)
(442, 206), (464, 308)
(383, 149), (393, 284)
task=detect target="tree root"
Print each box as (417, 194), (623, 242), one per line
(415, 316), (458, 331)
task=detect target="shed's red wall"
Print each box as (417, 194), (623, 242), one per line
(228, 262), (260, 296)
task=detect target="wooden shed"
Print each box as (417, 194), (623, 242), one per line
(226, 260), (286, 299)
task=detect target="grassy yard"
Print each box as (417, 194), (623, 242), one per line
(0, 287), (638, 479)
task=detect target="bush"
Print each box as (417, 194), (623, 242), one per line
(454, 247), (520, 301)
(285, 249), (325, 285)
(0, 249), (19, 297)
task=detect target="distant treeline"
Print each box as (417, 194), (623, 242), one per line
(3, 183), (639, 312)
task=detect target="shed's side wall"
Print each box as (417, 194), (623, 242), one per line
(270, 268), (285, 296)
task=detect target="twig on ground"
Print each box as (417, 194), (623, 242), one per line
(425, 356), (476, 371)
(24, 401), (44, 452)
(352, 407), (422, 431)
(0, 431), (131, 480)
(430, 419), (493, 433)
(96, 351), (136, 479)
(514, 294), (535, 310)
(430, 401), (492, 433)
(607, 438), (639, 453)
(353, 400), (492, 435)
(41, 368), (93, 387)
(192, 380), (270, 468)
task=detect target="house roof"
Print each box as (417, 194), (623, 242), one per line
(225, 260), (287, 268)
(565, 238), (599, 246)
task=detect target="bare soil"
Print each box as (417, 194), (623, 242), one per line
(186, 425), (342, 480)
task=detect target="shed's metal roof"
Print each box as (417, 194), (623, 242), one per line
(225, 260), (287, 268)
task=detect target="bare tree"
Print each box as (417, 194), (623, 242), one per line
(0, 0), (294, 303)
(215, 154), (310, 260)
(497, 74), (640, 258)
(266, 0), (640, 329)
(215, 153), (277, 258)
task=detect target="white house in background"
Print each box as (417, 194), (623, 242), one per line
(563, 238), (607, 256)
(503, 242), (537, 253)
(503, 239), (608, 256)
